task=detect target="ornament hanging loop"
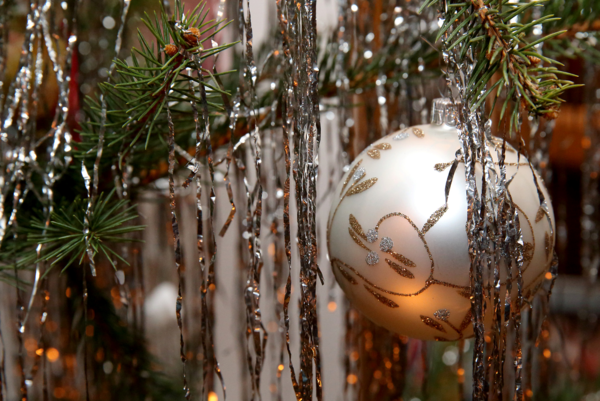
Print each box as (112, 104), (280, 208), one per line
(431, 98), (458, 128)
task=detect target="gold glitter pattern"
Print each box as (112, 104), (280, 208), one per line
(349, 228), (371, 251)
(434, 162), (454, 172)
(385, 259), (415, 279)
(367, 149), (381, 159)
(459, 309), (472, 331)
(523, 242), (534, 263)
(365, 285), (399, 308)
(545, 232), (552, 260)
(341, 159), (363, 195)
(457, 288), (471, 299)
(387, 251), (416, 267)
(412, 127), (424, 138)
(373, 142), (392, 150)
(535, 206), (545, 223)
(346, 178), (378, 196)
(335, 262), (358, 285)
(422, 205), (449, 234)
(349, 214), (367, 240)
(435, 336), (450, 341)
(420, 315), (446, 333)
(434, 158), (529, 172)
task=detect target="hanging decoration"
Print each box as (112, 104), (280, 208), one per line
(327, 98), (555, 341)
(0, 0), (595, 400)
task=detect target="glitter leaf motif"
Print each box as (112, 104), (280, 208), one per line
(349, 227), (371, 251)
(393, 132), (409, 141)
(341, 159), (363, 194)
(346, 178), (378, 196)
(336, 263), (358, 285)
(420, 315), (447, 333)
(349, 214), (367, 240)
(364, 285), (399, 308)
(385, 259), (415, 279)
(535, 206), (545, 223)
(434, 161), (454, 172)
(422, 205), (448, 234)
(373, 142), (391, 150)
(388, 251), (416, 267)
(545, 232), (552, 259)
(367, 149), (381, 159)
(412, 127), (424, 138)
(366, 229), (378, 243)
(435, 336), (450, 341)
(433, 309), (450, 321)
(523, 242), (534, 263)
(366, 251), (380, 266)
(379, 236), (394, 252)
(459, 309), (473, 331)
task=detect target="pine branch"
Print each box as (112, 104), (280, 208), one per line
(2, 191), (144, 277)
(76, 0), (236, 175)
(425, 0), (580, 128)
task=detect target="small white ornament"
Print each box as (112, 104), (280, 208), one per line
(327, 100), (555, 341)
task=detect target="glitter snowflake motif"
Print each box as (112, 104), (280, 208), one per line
(366, 251), (380, 266)
(352, 167), (366, 182)
(366, 229), (378, 243)
(433, 309), (450, 321)
(379, 237), (394, 252)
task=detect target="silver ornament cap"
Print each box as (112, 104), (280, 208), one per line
(431, 98), (458, 127)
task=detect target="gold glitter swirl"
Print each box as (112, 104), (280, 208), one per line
(367, 149), (381, 159)
(412, 127), (424, 138)
(373, 142), (391, 150)
(387, 251), (416, 268)
(422, 205), (449, 234)
(346, 178), (378, 196)
(341, 159), (363, 195)
(457, 288), (471, 299)
(349, 214), (367, 240)
(349, 227), (371, 251)
(535, 206), (545, 223)
(335, 263), (358, 285)
(385, 259), (415, 279)
(365, 285), (399, 308)
(420, 315), (446, 333)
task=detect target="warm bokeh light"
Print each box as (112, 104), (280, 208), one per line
(346, 374), (358, 385)
(327, 301), (337, 312)
(53, 387), (66, 398)
(46, 347), (59, 362)
(208, 391), (218, 401)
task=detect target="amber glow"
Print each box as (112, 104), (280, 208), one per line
(46, 347), (59, 362)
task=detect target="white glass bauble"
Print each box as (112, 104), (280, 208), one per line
(327, 117), (555, 341)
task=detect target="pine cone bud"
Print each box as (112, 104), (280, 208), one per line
(164, 44), (178, 56)
(527, 55), (541, 65)
(183, 27), (201, 46)
(544, 107), (560, 120)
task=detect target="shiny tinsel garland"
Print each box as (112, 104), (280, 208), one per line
(0, 0), (593, 400)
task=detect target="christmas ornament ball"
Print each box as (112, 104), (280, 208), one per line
(327, 101), (555, 341)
